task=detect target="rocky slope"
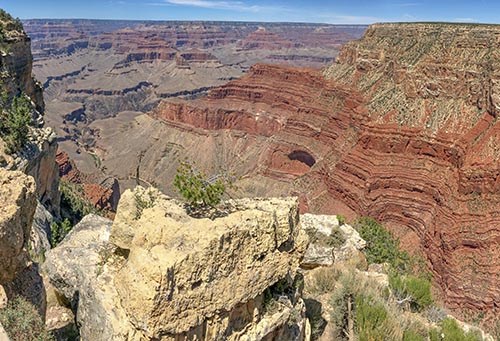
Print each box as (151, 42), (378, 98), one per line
(44, 188), (309, 340)
(96, 23), (500, 323)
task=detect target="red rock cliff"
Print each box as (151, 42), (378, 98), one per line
(145, 24), (499, 322)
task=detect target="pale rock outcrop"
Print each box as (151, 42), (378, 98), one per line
(333, 222), (366, 264)
(0, 168), (46, 316)
(300, 214), (366, 269)
(45, 187), (309, 340)
(30, 201), (53, 258)
(0, 169), (36, 283)
(0, 286), (7, 309)
(42, 214), (117, 339)
(300, 214), (339, 268)
(2, 128), (60, 215)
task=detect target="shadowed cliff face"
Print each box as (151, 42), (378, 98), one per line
(92, 23), (500, 322)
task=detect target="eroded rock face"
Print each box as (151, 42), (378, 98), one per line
(113, 189), (308, 339)
(42, 215), (120, 340)
(0, 22), (44, 115)
(0, 169), (46, 317)
(44, 188), (309, 340)
(30, 202), (53, 258)
(0, 18), (60, 215)
(0, 169), (36, 283)
(300, 214), (366, 269)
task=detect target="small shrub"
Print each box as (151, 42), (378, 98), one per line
(329, 281), (350, 339)
(326, 226), (346, 248)
(337, 214), (346, 225)
(425, 305), (448, 323)
(0, 296), (53, 341)
(355, 294), (389, 341)
(389, 272), (433, 311)
(173, 161), (226, 209)
(50, 218), (72, 247)
(305, 225), (345, 249)
(354, 217), (410, 272)
(308, 267), (338, 295)
(0, 94), (33, 154)
(133, 188), (157, 219)
(59, 180), (100, 223)
(429, 318), (483, 341)
(403, 329), (425, 341)
(437, 318), (482, 341)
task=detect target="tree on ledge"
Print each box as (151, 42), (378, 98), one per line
(0, 92), (33, 154)
(173, 161), (227, 209)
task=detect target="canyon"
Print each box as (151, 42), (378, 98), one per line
(87, 23), (500, 324)
(0, 9), (498, 339)
(22, 20), (364, 193)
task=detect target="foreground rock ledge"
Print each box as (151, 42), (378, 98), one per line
(0, 169), (36, 283)
(44, 187), (309, 340)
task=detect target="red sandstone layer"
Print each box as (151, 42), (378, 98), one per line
(150, 60), (499, 322)
(56, 150), (119, 213)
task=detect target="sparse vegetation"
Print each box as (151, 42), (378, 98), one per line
(173, 161), (229, 209)
(50, 218), (72, 247)
(0, 9), (24, 32)
(429, 318), (483, 341)
(337, 214), (346, 225)
(304, 224), (346, 249)
(389, 272), (433, 311)
(308, 267), (338, 295)
(355, 294), (390, 341)
(133, 188), (158, 219)
(354, 217), (433, 312)
(324, 267), (436, 341)
(0, 296), (54, 341)
(0, 93), (33, 154)
(59, 180), (100, 223)
(353, 217), (409, 271)
(403, 329), (426, 341)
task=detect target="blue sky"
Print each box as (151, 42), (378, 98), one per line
(0, 0), (498, 24)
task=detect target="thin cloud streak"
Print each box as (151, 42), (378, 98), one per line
(155, 0), (289, 13)
(454, 17), (477, 22)
(394, 2), (421, 7)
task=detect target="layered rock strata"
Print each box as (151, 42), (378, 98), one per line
(44, 187), (309, 340)
(133, 23), (500, 321)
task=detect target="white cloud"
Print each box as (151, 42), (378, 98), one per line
(454, 17), (477, 22)
(394, 2), (421, 7)
(313, 13), (383, 24)
(155, 0), (284, 12)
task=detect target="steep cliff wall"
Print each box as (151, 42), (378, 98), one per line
(0, 17), (44, 118)
(0, 14), (59, 214)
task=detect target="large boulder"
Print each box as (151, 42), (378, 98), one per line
(42, 214), (120, 339)
(45, 187), (309, 340)
(30, 202), (53, 258)
(0, 169), (37, 283)
(0, 169), (46, 317)
(300, 214), (366, 269)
